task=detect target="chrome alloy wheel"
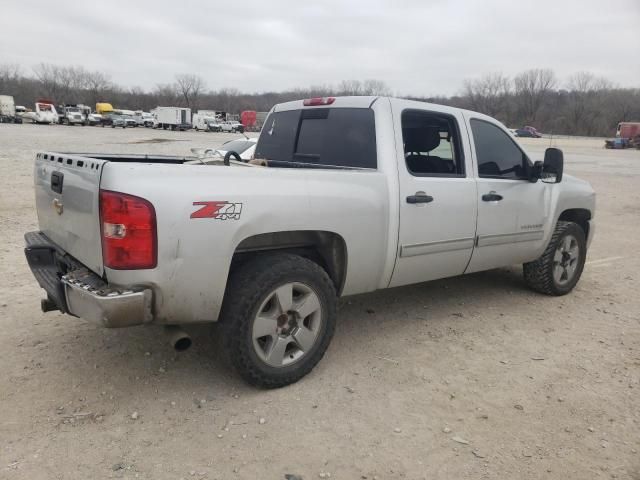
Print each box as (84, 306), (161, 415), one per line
(553, 234), (580, 286)
(251, 282), (323, 368)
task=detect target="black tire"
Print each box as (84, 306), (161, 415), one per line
(523, 221), (587, 296)
(219, 253), (337, 388)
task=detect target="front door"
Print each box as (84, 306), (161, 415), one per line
(389, 104), (477, 288)
(464, 115), (551, 273)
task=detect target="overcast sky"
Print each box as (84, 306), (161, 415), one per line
(1, 0), (639, 96)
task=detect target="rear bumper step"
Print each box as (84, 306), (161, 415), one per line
(24, 231), (152, 328)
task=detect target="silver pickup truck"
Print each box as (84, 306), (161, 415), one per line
(24, 96), (595, 387)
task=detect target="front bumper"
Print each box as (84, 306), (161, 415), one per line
(24, 231), (152, 328)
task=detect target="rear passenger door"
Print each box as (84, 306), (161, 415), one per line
(464, 115), (551, 273)
(389, 103), (478, 288)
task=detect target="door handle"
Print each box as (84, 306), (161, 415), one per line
(482, 191), (503, 202)
(406, 193), (434, 204)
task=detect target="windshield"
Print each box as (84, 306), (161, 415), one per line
(67, 107), (80, 112)
(219, 140), (254, 154)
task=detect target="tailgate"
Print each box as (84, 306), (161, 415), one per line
(34, 152), (107, 275)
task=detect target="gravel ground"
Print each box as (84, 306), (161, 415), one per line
(0, 124), (639, 480)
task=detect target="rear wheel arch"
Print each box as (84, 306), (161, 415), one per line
(229, 230), (348, 296)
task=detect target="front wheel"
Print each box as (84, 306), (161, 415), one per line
(523, 221), (587, 296)
(220, 254), (337, 388)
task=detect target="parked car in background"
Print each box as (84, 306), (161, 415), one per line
(193, 113), (222, 132)
(208, 121), (222, 132)
(58, 105), (86, 126)
(134, 111), (154, 128)
(111, 114), (126, 128)
(100, 112), (115, 127)
(207, 138), (257, 161)
(14, 105), (26, 123)
(101, 112), (134, 128)
(111, 114), (136, 128)
(220, 120), (244, 133)
(22, 101), (58, 124)
(87, 112), (103, 126)
(515, 126), (542, 138)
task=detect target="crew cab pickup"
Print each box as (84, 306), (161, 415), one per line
(24, 96), (596, 388)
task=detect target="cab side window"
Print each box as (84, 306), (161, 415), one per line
(401, 110), (465, 177)
(470, 119), (529, 179)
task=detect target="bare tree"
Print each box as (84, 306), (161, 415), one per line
(5, 62), (640, 136)
(85, 71), (111, 106)
(215, 88), (241, 113)
(463, 72), (511, 119)
(153, 83), (179, 107)
(0, 63), (21, 84)
(362, 79), (391, 96)
(174, 74), (206, 110)
(565, 72), (612, 134)
(33, 63), (64, 102)
(514, 68), (556, 124)
(338, 80), (363, 95)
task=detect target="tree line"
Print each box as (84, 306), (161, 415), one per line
(1, 63), (638, 137)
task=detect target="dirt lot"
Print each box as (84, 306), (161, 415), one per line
(1, 124), (639, 480)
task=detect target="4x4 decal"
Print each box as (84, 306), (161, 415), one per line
(190, 201), (242, 220)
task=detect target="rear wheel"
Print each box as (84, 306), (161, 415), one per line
(219, 254), (337, 388)
(523, 221), (586, 295)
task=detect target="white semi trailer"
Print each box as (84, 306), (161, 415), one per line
(152, 107), (191, 131)
(0, 95), (20, 123)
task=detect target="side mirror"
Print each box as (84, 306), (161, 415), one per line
(542, 147), (563, 183)
(529, 160), (544, 182)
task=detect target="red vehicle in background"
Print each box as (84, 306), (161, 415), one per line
(606, 122), (640, 149)
(515, 126), (542, 138)
(616, 122), (640, 139)
(241, 110), (257, 130)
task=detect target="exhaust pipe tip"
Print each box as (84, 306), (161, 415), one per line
(174, 336), (192, 352)
(165, 326), (192, 352)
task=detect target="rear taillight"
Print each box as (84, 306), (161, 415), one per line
(303, 97), (335, 106)
(100, 190), (157, 269)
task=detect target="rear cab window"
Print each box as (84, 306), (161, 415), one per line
(254, 108), (377, 169)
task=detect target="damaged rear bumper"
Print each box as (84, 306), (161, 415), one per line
(24, 231), (152, 328)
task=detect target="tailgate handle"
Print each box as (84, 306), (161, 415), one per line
(51, 172), (64, 194)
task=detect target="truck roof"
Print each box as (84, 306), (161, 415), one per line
(274, 95), (457, 113)
(273, 96), (379, 112)
(266, 96), (513, 143)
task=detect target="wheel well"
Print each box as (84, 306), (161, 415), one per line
(558, 209), (591, 240)
(232, 231), (348, 295)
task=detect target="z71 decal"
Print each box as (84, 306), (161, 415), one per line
(190, 201), (243, 220)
